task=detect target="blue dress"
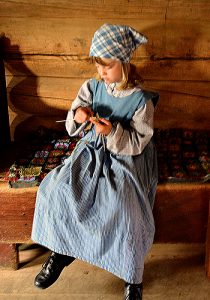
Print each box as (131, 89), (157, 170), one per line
(31, 80), (159, 284)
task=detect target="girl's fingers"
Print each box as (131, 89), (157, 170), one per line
(86, 108), (94, 119)
(89, 117), (102, 124)
(75, 107), (94, 123)
(89, 117), (110, 125)
(89, 117), (112, 136)
(98, 118), (110, 125)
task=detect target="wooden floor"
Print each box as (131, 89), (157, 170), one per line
(0, 243), (210, 300)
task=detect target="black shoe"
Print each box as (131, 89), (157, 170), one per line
(124, 282), (143, 300)
(34, 251), (74, 289)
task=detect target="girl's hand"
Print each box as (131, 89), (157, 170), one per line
(74, 107), (94, 123)
(90, 117), (112, 136)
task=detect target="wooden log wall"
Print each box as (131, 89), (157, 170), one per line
(0, 0), (210, 140)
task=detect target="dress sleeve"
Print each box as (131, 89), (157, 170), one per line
(65, 79), (93, 136)
(106, 99), (155, 156)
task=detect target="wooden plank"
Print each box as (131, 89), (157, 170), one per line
(154, 92), (210, 130)
(6, 78), (210, 128)
(0, 17), (155, 57)
(0, 181), (209, 244)
(6, 103), (210, 132)
(6, 75), (210, 100)
(143, 81), (210, 99)
(154, 184), (209, 243)
(4, 57), (95, 78)
(7, 91), (210, 128)
(166, 0), (210, 21)
(0, 0), (168, 20)
(1, 17), (210, 58)
(6, 76), (81, 100)
(1, 0), (210, 21)
(160, 20), (210, 59)
(140, 60), (210, 82)
(0, 0), (181, 21)
(0, 182), (37, 243)
(4, 57), (210, 81)
(8, 94), (70, 115)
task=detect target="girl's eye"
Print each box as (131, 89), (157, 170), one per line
(103, 65), (112, 71)
(107, 64), (114, 69)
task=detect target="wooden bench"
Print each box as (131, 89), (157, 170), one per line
(0, 181), (209, 271)
(0, 133), (210, 276)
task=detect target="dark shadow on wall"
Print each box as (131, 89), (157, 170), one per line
(0, 34), (10, 150)
(1, 34), (66, 141)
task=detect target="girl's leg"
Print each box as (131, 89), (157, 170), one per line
(34, 251), (75, 289)
(124, 282), (143, 300)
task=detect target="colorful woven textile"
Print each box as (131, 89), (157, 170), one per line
(2, 127), (210, 188)
(155, 128), (210, 183)
(4, 127), (80, 188)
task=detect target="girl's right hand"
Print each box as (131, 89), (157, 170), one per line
(74, 107), (94, 123)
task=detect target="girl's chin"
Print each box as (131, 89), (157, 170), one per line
(103, 79), (113, 84)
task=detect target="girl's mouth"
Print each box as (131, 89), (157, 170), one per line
(103, 78), (110, 84)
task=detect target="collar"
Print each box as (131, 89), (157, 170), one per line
(105, 82), (141, 98)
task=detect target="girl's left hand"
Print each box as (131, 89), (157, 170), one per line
(89, 117), (112, 136)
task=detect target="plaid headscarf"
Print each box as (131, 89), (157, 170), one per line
(89, 24), (147, 63)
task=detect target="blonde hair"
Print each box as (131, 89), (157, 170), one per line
(91, 57), (143, 90)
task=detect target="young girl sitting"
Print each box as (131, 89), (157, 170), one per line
(32, 23), (159, 300)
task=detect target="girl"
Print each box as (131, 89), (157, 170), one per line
(32, 24), (159, 300)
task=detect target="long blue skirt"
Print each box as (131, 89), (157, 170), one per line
(31, 130), (158, 283)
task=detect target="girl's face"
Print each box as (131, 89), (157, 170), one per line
(95, 58), (122, 85)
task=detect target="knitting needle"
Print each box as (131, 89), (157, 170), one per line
(56, 120), (67, 123)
